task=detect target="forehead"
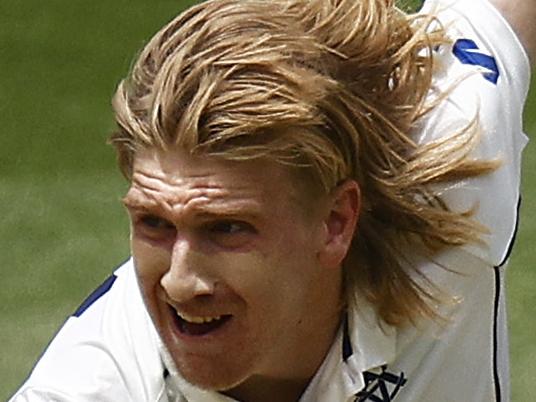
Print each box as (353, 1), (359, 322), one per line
(126, 147), (302, 211)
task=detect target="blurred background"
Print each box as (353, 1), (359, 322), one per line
(1, 0), (534, 400)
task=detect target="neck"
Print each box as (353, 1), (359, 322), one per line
(224, 310), (343, 402)
(223, 375), (310, 402)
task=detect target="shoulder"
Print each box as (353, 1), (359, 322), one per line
(342, 250), (506, 401)
(10, 259), (165, 402)
(421, 0), (530, 102)
(389, 249), (506, 400)
(415, 0), (531, 266)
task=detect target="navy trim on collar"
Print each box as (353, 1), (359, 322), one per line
(342, 313), (353, 361)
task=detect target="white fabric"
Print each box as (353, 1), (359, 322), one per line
(418, 0), (530, 266)
(9, 0), (530, 400)
(10, 260), (168, 402)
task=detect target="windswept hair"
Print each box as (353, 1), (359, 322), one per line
(111, 0), (496, 327)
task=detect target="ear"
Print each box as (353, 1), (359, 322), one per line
(317, 180), (360, 269)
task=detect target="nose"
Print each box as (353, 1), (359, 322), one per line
(161, 237), (215, 303)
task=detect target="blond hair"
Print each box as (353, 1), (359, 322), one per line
(111, 0), (495, 327)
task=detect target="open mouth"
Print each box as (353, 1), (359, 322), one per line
(171, 307), (232, 336)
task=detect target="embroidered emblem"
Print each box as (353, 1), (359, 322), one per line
(354, 365), (407, 402)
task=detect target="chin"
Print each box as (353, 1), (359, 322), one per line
(160, 340), (252, 392)
(179, 361), (250, 391)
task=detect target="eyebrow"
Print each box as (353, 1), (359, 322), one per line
(122, 193), (159, 212)
(122, 192), (263, 221)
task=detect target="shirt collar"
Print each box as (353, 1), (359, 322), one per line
(298, 297), (397, 402)
(345, 296), (397, 374)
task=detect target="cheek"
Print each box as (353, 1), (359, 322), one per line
(219, 243), (316, 313)
(213, 250), (283, 313)
(268, 233), (328, 306)
(132, 236), (169, 269)
(131, 238), (170, 299)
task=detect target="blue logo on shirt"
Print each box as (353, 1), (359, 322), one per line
(452, 39), (500, 84)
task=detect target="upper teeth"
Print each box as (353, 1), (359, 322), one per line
(177, 312), (223, 324)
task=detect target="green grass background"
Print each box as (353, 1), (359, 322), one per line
(1, 1), (534, 400)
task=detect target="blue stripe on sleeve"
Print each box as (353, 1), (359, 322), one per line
(73, 274), (117, 317)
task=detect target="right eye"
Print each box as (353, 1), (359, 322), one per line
(134, 214), (176, 243)
(140, 214), (174, 230)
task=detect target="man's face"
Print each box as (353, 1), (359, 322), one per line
(124, 147), (344, 393)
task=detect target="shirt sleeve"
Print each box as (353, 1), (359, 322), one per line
(9, 259), (166, 402)
(417, 0), (531, 266)
(390, 2), (530, 400)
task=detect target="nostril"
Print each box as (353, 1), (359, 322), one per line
(161, 271), (215, 303)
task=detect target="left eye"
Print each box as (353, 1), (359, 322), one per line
(209, 221), (254, 235)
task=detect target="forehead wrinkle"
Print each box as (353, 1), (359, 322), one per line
(129, 169), (265, 219)
(132, 165), (255, 194)
(125, 183), (175, 214)
(175, 189), (263, 219)
(130, 149), (307, 220)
